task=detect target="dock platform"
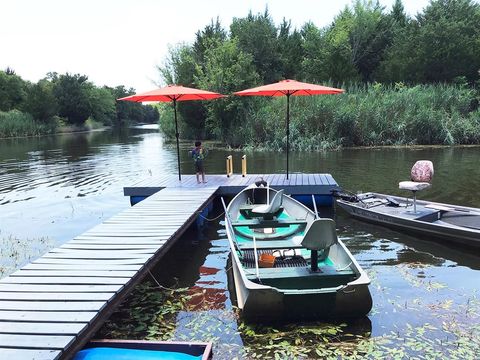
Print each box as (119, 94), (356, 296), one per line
(125, 173), (339, 198)
(0, 173), (339, 359)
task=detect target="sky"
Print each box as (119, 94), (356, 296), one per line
(1, 0), (430, 92)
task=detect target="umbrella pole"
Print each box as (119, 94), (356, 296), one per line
(173, 99), (181, 181)
(286, 93), (290, 180)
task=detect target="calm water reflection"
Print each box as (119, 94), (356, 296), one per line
(1, 126), (479, 357)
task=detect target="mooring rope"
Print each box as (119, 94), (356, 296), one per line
(197, 211), (225, 222)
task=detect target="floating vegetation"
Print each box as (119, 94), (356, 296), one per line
(97, 274), (480, 359)
(0, 233), (54, 277)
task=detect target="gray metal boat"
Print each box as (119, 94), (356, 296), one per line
(223, 184), (372, 321)
(335, 192), (480, 248)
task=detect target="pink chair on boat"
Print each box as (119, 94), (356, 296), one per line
(399, 160), (434, 213)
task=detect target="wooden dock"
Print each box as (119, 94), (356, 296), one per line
(124, 173), (339, 198)
(0, 187), (217, 360)
(0, 173), (339, 359)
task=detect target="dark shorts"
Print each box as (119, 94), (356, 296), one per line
(194, 160), (204, 173)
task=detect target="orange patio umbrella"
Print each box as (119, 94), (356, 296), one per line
(119, 85), (224, 181)
(234, 79), (344, 179)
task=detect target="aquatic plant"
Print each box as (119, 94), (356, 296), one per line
(0, 110), (57, 138)
(0, 234), (54, 277)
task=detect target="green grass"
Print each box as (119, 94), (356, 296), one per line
(157, 83), (480, 150)
(0, 110), (57, 138)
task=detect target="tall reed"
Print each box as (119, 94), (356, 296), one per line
(238, 83), (480, 150)
(0, 110), (57, 138)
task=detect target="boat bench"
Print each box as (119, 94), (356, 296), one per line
(231, 218), (307, 229)
(237, 239), (304, 250)
(245, 265), (355, 280)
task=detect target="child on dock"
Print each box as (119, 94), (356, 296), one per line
(191, 141), (207, 184)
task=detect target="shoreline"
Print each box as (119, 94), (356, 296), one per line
(0, 125), (111, 141)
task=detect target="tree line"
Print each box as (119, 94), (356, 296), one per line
(158, 0), (480, 147)
(0, 69), (158, 138)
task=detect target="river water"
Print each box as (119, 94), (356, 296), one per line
(1, 126), (479, 358)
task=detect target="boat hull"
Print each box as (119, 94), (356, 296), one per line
(76, 339), (212, 360)
(233, 259), (372, 321)
(336, 193), (480, 248)
(225, 186), (372, 321)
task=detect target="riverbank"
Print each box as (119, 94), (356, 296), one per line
(159, 83), (480, 150)
(0, 110), (111, 139)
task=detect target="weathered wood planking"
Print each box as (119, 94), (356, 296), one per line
(0, 334), (75, 349)
(0, 301), (105, 311)
(0, 311), (96, 322)
(0, 322), (86, 335)
(0, 284), (122, 293)
(0, 292), (114, 301)
(0, 186), (218, 359)
(0, 348), (61, 360)
(124, 173), (339, 197)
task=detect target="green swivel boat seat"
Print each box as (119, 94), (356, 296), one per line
(251, 189), (284, 220)
(301, 218), (338, 272)
(399, 160), (434, 214)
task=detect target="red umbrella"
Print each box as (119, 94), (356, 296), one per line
(234, 79), (344, 179)
(119, 85), (224, 181)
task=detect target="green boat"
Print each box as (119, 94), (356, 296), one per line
(223, 184), (372, 320)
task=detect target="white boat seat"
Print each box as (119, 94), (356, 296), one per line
(399, 160), (434, 214)
(252, 189), (284, 216)
(301, 218), (338, 251)
(398, 181), (431, 192)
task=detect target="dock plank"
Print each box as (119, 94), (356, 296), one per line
(0, 334), (75, 349)
(33, 258), (150, 265)
(0, 284), (121, 293)
(0, 301), (105, 312)
(0, 292), (114, 301)
(11, 270), (137, 278)
(0, 349), (61, 360)
(0, 310), (96, 322)
(0, 322), (87, 335)
(1, 277), (130, 285)
(23, 263), (142, 271)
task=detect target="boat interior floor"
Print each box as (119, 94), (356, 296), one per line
(241, 249), (307, 269)
(440, 213), (480, 230)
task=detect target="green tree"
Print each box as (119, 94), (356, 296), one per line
(416, 0), (480, 83)
(0, 70), (27, 111)
(378, 0), (480, 83)
(89, 86), (116, 125)
(305, 9), (360, 84)
(195, 38), (259, 144)
(52, 73), (92, 125)
(349, 0), (391, 82)
(23, 79), (58, 122)
(230, 8), (282, 83)
(278, 19), (304, 79)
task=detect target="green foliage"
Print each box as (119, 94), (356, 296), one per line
(0, 70), (157, 137)
(155, 2), (480, 146)
(23, 79), (58, 122)
(230, 8), (282, 84)
(241, 83), (480, 149)
(88, 86), (116, 125)
(0, 110), (57, 138)
(195, 38), (259, 145)
(0, 70), (27, 111)
(378, 0), (480, 83)
(52, 73), (93, 125)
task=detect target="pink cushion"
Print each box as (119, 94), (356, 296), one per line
(410, 160), (434, 182)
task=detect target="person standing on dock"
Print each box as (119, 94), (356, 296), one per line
(191, 141), (207, 184)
